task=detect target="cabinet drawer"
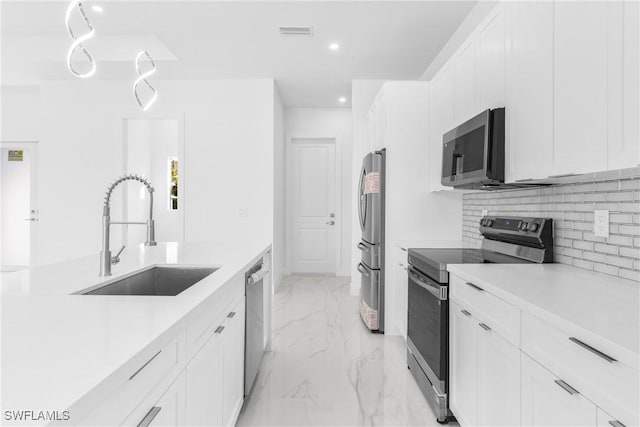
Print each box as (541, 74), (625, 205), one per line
(75, 332), (185, 426)
(522, 313), (639, 427)
(450, 274), (520, 347)
(186, 272), (243, 357)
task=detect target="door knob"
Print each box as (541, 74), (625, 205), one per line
(326, 221), (335, 225)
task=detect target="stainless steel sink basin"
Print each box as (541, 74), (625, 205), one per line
(79, 266), (217, 296)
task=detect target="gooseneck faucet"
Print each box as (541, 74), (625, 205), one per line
(100, 174), (157, 276)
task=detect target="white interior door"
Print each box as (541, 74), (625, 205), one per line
(0, 142), (38, 271)
(289, 138), (337, 274)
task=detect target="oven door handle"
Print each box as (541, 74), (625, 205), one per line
(408, 267), (446, 300)
(357, 263), (370, 277)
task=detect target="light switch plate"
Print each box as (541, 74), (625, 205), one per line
(239, 208), (248, 218)
(482, 209), (488, 217)
(594, 210), (609, 238)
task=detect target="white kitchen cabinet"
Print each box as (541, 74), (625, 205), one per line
(221, 299), (246, 427)
(186, 297), (246, 427)
(477, 4), (506, 111)
(147, 373), (187, 427)
(504, 0), (554, 182)
(521, 353), (597, 427)
(552, 1), (608, 176)
(453, 38), (478, 125)
(394, 246), (408, 339)
(449, 301), (478, 427)
(186, 323), (224, 426)
(597, 407), (626, 427)
(476, 317), (520, 427)
(608, 1), (640, 169)
(450, 299), (520, 427)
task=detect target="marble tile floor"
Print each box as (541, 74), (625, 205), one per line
(237, 275), (456, 427)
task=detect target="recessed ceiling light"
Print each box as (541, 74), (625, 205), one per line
(91, 5), (103, 13)
(338, 97), (347, 103)
(329, 43), (340, 51)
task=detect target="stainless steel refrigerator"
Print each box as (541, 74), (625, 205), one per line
(357, 149), (385, 333)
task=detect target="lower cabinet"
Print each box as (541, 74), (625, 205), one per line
(450, 300), (520, 427)
(394, 247), (409, 339)
(186, 297), (245, 427)
(146, 373), (187, 427)
(521, 353), (597, 427)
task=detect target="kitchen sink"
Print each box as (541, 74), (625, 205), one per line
(78, 266), (218, 296)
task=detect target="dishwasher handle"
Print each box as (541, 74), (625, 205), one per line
(247, 264), (269, 286)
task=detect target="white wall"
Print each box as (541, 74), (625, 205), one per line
(0, 85), (40, 141)
(272, 86), (285, 288)
(1, 79), (275, 266)
(283, 107), (352, 276)
(350, 80), (386, 294)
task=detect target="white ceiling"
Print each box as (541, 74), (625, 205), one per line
(1, 1), (475, 107)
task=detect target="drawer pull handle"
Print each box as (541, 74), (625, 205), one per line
(569, 337), (617, 363)
(465, 282), (484, 292)
(137, 406), (161, 427)
(227, 311), (236, 318)
(215, 325), (225, 334)
(478, 322), (491, 331)
(609, 421), (626, 427)
(461, 310), (472, 317)
(129, 350), (162, 381)
(554, 379), (579, 395)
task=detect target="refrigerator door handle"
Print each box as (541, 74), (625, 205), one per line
(357, 263), (370, 277)
(358, 165), (367, 231)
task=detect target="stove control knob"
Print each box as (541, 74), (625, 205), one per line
(528, 223), (539, 232)
(480, 219), (486, 226)
(487, 219), (494, 227)
(519, 222), (529, 231)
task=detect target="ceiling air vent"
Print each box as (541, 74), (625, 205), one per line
(279, 26), (313, 36)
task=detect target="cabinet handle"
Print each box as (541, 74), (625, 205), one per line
(461, 309), (472, 317)
(215, 326), (225, 334)
(465, 282), (484, 292)
(400, 247), (407, 252)
(478, 322), (491, 331)
(514, 178), (535, 182)
(137, 406), (161, 427)
(227, 311), (236, 318)
(569, 337), (617, 363)
(609, 421), (626, 427)
(129, 350), (162, 381)
(554, 379), (579, 395)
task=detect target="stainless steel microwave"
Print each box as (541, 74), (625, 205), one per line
(441, 108), (505, 189)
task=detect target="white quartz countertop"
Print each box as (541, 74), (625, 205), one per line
(447, 263), (639, 364)
(1, 240), (270, 419)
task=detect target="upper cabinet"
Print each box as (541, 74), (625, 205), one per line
(427, 0), (639, 191)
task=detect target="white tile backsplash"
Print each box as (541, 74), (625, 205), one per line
(462, 169), (640, 280)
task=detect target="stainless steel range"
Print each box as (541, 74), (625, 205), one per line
(406, 216), (554, 424)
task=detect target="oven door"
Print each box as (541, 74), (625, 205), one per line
(407, 265), (448, 393)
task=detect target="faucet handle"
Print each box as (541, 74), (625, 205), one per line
(112, 245), (126, 265)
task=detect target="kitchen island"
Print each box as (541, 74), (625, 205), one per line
(1, 241), (271, 426)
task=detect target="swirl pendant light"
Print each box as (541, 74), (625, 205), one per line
(133, 0), (158, 111)
(65, 1), (96, 78)
(133, 51), (158, 111)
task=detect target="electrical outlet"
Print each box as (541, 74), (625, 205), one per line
(239, 208), (248, 218)
(594, 210), (609, 238)
(482, 209), (488, 217)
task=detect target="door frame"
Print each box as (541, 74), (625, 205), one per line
(0, 140), (39, 268)
(285, 134), (343, 275)
(121, 115), (186, 245)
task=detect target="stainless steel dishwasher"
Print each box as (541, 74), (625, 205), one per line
(245, 259), (267, 396)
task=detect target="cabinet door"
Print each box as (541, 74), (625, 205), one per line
(608, 1), (640, 169)
(477, 321), (520, 427)
(553, 1), (608, 176)
(394, 248), (408, 339)
(505, 1), (554, 182)
(186, 329), (223, 426)
(148, 373), (186, 427)
(449, 301), (478, 426)
(222, 300), (246, 427)
(521, 354), (597, 427)
(597, 407), (626, 427)
(477, 4), (506, 111)
(453, 38), (478, 125)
